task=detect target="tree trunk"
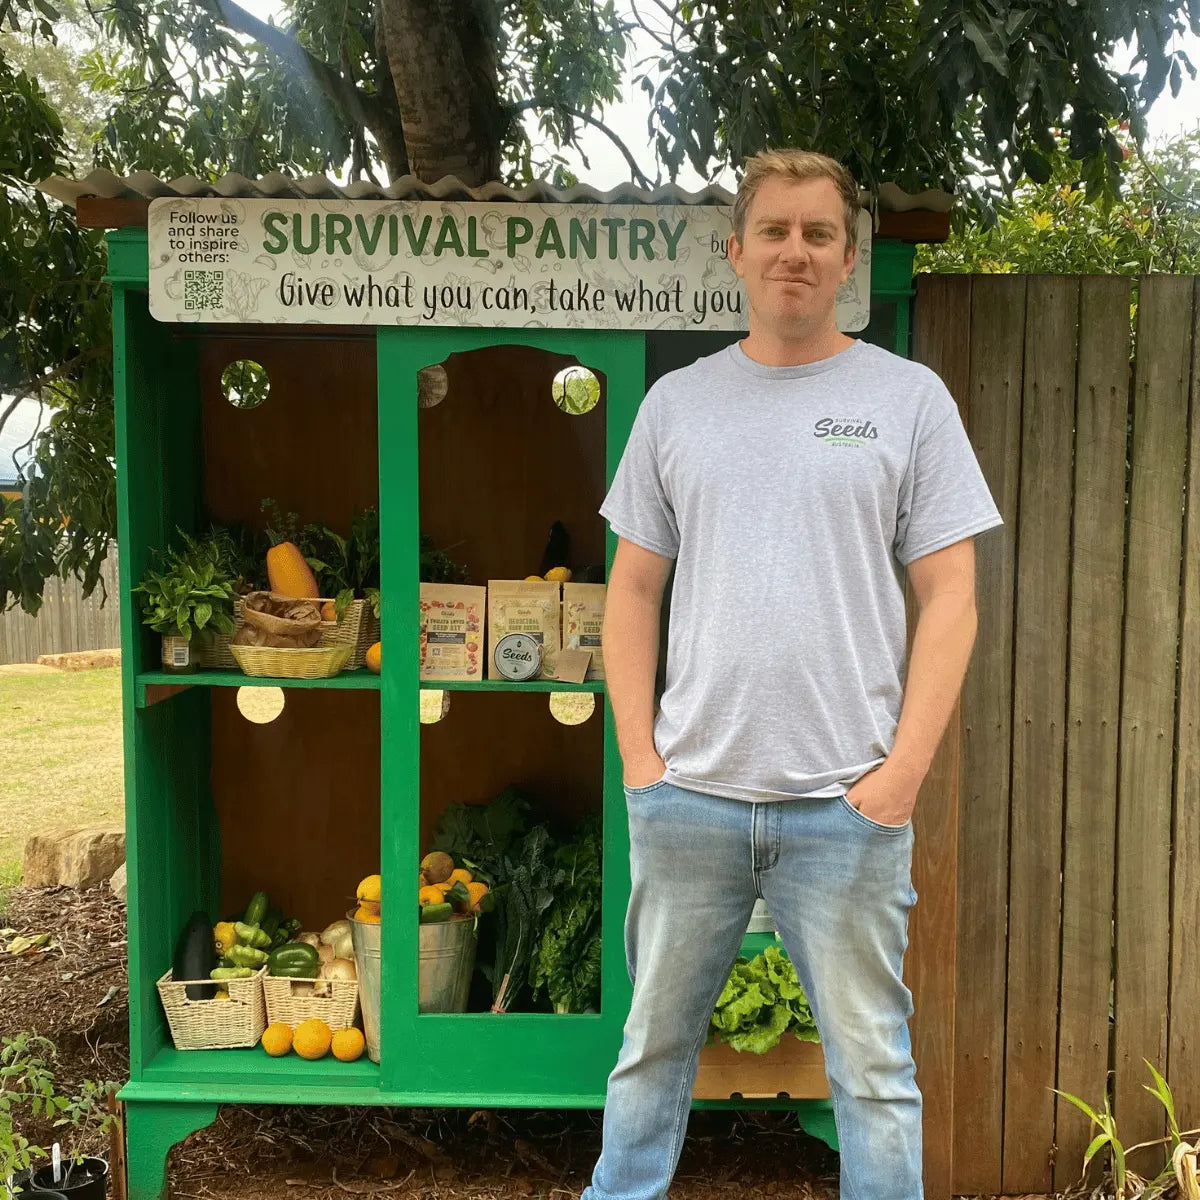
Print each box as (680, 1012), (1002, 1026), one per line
(377, 0), (507, 185)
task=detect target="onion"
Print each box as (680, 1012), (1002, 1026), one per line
(295, 932), (321, 948)
(321, 919), (354, 960)
(317, 942), (334, 964)
(323, 957), (357, 982)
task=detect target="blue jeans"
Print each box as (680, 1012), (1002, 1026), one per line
(582, 779), (922, 1200)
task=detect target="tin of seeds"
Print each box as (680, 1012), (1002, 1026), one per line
(493, 632), (542, 681)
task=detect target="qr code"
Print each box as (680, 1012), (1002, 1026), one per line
(183, 269), (224, 311)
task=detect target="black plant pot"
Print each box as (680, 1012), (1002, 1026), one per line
(29, 1157), (107, 1200)
(21, 1191), (69, 1199)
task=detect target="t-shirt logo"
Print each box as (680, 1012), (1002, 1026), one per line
(813, 417), (879, 447)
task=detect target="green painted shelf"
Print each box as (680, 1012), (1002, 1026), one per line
(419, 679), (605, 693)
(134, 668), (382, 706)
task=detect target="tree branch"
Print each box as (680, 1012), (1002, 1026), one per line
(509, 98), (653, 188)
(0, 348), (109, 443)
(204, 0), (382, 144)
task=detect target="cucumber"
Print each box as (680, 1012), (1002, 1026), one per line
(243, 891), (270, 927)
(419, 902), (453, 924)
(173, 911), (216, 1000)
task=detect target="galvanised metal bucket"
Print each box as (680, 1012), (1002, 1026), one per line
(350, 912), (478, 1061)
(418, 916), (476, 1013)
(349, 912), (382, 1063)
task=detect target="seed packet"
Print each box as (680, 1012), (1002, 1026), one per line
(487, 581), (561, 679)
(419, 584), (486, 681)
(563, 583), (606, 680)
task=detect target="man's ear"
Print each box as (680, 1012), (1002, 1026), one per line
(841, 242), (857, 284)
(727, 231), (744, 278)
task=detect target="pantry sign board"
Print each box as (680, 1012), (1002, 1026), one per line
(147, 198), (873, 331)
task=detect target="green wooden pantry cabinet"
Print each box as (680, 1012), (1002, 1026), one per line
(98, 193), (917, 1199)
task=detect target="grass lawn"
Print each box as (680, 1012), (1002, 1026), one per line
(0, 666), (124, 894)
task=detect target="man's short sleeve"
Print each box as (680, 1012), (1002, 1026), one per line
(599, 391), (680, 559)
(894, 392), (1004, 567)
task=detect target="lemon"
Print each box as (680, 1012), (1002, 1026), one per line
(543, 567), (572, 583)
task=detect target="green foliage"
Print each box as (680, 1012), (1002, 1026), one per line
(0, 1032), (114, 1183)
(488, 823), (566, 1012)
(709, 945), (819, 1055)
(529, 816), (602, 1013)
(259, 499), (381, 613)
(132, 530), (239, 641)
(1054, 1060), (1200, 1198)
(918, 128), (1200, 276)
(638, 1), (1199, 211)
(433, 787), (532, 890)
(0, 42), (114, 620)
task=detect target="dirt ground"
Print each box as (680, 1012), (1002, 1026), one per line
(0, 885), (1087, 1199)
(1, 885), (851, 1200)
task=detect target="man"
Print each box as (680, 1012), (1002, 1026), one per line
(583, 149), (1004, 1200)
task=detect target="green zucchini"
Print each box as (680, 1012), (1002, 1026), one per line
(173, 911), (216, 1000)
(243, 891), (270, 927)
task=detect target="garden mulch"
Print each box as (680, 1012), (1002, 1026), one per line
(1, 885), (1069, 1199)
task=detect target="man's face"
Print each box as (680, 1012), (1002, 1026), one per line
(727, 176), (856, 333)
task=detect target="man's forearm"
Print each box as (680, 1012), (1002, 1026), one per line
(603, 584), (662, 765)
(887, 592), (979, 782)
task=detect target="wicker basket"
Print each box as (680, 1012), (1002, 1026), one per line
(318, 598), (380, 671)
(196, 598), (247, 670)
(156, 966), (267, 1050)
(263, 974), (360, 1030)
(229, 643), (352, 679)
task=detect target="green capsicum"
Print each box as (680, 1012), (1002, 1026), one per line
(267, 942), (320, 978)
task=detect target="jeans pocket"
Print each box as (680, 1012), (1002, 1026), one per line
(837, 793), (910, 835)
(623, 775), (668, 795)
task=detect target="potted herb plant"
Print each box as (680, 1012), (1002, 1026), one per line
(133, 531), (239, 674)
(1, 1033), (114, 1199)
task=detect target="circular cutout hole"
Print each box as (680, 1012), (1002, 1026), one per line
(549, 691), (596, 725)
(551, 365), (600, 415)
(237, 686), (285, 723)
(222, 359), (270, 409)
(420, 689), (451, 724)
(418, 365), (449, 409)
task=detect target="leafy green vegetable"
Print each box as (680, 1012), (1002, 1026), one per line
(488, 824), (565, 1012)
(529, 817), (602, 1013)
(432, 787), (530, 888)
(709, 946), (819, 1054)
(132, 529), (239, 641)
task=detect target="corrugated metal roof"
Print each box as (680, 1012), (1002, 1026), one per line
(36, 169), (953, 214)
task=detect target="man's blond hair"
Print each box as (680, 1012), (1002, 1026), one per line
(732, 149), (861, 251)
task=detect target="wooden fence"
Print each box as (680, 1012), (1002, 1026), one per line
(913, 274), (1200, 1196)
(0, 547), (122, 664)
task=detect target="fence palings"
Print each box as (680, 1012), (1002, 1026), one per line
(0, 549), (121, 664)
(1053, 276), (1131, 1193)
(909, 274), (971, 1200)
(943, 275), (1025, 1194)
(1170, 279), (1200, 1137)
(1002, 276), (1080, 1195)
(1114, 275), (1191, 1155)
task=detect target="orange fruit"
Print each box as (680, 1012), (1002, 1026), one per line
(465, 882), (489, 911)
(320, 600), (338, 622)
(365, 642), (382, 673)
(293, 1018), (332, 1060)
(331, 1027), (366, 1062)
(418, 885), (443, 907)
(353, 904), (381, 924)
(261, 1023), (293, 1057)
(447, 868), (473, 886)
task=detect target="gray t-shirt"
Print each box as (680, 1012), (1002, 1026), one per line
(600, 338), (1004, 801)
